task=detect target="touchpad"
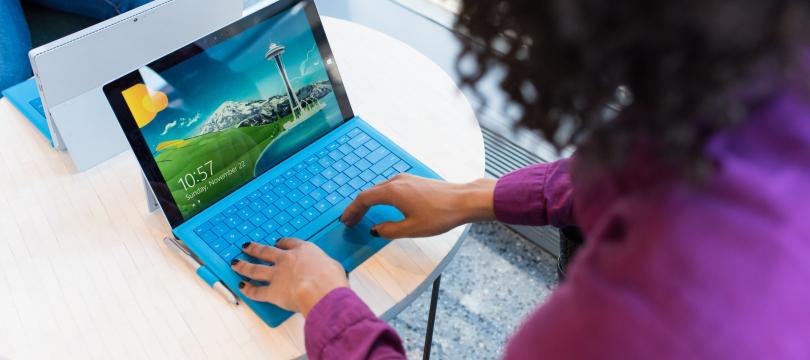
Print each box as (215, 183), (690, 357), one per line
(311, 205), (404, 272)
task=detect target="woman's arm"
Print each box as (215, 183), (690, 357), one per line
(305, 288), (405, 360)
(341, 158), (575, 238)
(494, 158), (575, 227)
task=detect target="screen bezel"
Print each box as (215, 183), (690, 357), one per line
(103, 0), (354, 228)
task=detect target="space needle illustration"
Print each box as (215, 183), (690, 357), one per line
(265, 42), (303, 119)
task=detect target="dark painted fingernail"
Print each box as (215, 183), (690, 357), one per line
(242, 242), (251, 249)
(238, 281), (246, 289)
(231, 259), (240, 266)
(370, 228), (379, 237)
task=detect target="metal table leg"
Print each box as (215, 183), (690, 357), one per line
(422, 275), (441, 360)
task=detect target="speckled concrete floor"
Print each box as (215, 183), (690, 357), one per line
(389, 223), (560, 359)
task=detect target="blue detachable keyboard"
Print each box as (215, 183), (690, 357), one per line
(191, 127), (412, 263)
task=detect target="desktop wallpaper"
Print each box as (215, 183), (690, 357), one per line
(123, 4), (343, 219)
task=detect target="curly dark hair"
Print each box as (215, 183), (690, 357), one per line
(455, 0), (810, 177)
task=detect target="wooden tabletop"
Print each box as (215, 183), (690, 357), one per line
(0, 17), (484, 359)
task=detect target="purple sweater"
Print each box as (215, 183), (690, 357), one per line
(303, 83), (810, 358)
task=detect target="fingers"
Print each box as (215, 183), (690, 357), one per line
(341, 184), (394, 226)
(231, 259), (274, 281)
(238, 281), (277, 304)
(275, 237), (306, 250)
(370, 218), (415, 240)
(242, 242), (282, 262)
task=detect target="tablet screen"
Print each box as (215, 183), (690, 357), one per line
(116, 2), (346, 220)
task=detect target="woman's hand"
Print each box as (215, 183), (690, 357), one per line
(340, 174), (497, 239)
(231, 239), (348, 317)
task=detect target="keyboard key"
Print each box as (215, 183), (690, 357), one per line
(299, 182), (315, 194)
(329, 150), (343, 161)
(326, 193), (341, 205)
(344, 166), (361, 178)
(322, 181), (338, 193)
(394, 161), (411, 172)
(262, 192), (278, 203)
(294, 162), (307, 172)
(310, 175), (327, 187)
(290, 216), (307, 229)
(198, 230), (217, 243)
(210, 238), (228, 253)
(353, 146), (371, 158)
(343, 153), (360, 164)
(234, 199), (249, 209)
(333, 173), (350, 185)
(373, 175), (386, 184)
(348, 127), (362, 137)
(266, 232), (281, 244)
(262, 203), (279, 217)
(238, 208), (253, 220)
(259, 184), (273, 193)
(223, 230), (240, 243)
(275, 212), (291, 224)
(298, 196), (315, 208)
(287, 204), (304, 216)
(223, 206), (238, 216)
(314, 200), (330, 212)
(326, 142), (339, 151)
(332, 160), (349, 172)
(285, 177), (301, 189)
(337, 184), (354, 197)
(322, 168), (337, 178)
(371, 154), (401, 174)
(225, 216), (240, 228)
(296, 170), (313, 182)
(366, 147), (389, 163)
(309, 188), (327, 201)
(365, 139), (381, 150)
(211, 224), (228, 236)
(348, 177), (365, 190)
(274, 196), (291, 207)
(278, 225), (295, 237)
(308, 162), (325, 174)
(360, 169), (376, 182)
(249, 213), (267, 226)
(249, 228), (267, 242)
(348, 133), (371, 148)
(350, 190), (360, 199)
(361, 182), (375, 191)
(248, 191), (262, 201)
(317, 148), (329, 157)
(355, 158), (372, 171)
(272, 177), (285, 186)
(249, 200), (266, 212)
(211, 214), (226, 224)
(237, 222), (253, 235)
(319, 157), (335, 168)
(303, 209), (319, 220)
(383, 168), (397, 178)
(306, 155), (319, 164)
(262, 219), (279, 233)
(337, 135), (350, 144)
(287, 189), (304, 201)
(220, 246), (240, 262)
(284, 169), (296, 178)
(338, 144), (353, 154)
(273, 184), (290, 196)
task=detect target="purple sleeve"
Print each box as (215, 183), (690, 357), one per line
(493, 159), (574, 227)
(305, 288), (406, 360)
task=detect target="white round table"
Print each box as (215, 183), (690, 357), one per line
(0, 17), (484, 359)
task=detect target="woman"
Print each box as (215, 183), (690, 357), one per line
(0, 0), (151, 91)
(231, 0), (810, 358)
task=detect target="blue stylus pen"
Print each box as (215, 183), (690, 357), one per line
(163, 236), (239, 305)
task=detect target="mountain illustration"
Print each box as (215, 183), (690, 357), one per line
(198, 81), (333, 134)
